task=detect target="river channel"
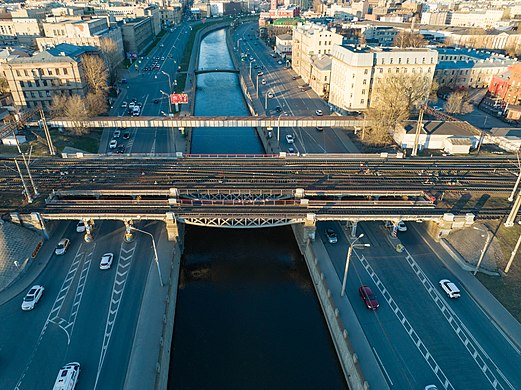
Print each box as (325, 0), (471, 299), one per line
(168, 29), (347, 389)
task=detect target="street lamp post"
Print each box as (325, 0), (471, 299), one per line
(130, 227), (164, 287)
(341, 234), (370, 296)
(265, 91), (269, 110)
(256, 73), (260, 97)
(473, 226), (492, 276)
(160, 90), (172, 115)
(249, 61), (253, 79)
(277, 112), (285, 144)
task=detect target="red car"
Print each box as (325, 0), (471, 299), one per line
(359, 285), (379, 310)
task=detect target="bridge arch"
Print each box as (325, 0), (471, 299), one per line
(194, 68), (240, 75)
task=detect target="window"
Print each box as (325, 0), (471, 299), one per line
(364, 69), (368, 75)
(381, 58), (385, 64)
(47, 68), (53, 76)
(379, 68), (383, 73)
(27, 81), (32, 87)
(35, 80), (40, 87)
(406, 58), (409, 64)
(422, 57), (426, 64)
(363, 79), (367, 85)
(20, 81), (24, 88)
(390, 58), (393, 64)
(361, 99), (365, 104)
(398, 58), (401, 64)
(362, 89), (366, 95)
(42, 79), (48, 87)
(63, 67), (68, 75)
(46, 91), (51, 97)
(24, 70), (29, 76)
(16, 70), (21, 77)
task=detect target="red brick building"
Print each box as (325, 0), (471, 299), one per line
(489, 63), (521, 106)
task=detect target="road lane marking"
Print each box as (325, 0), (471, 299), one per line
(354, 252), (454, 390)
(94, 241), (136, 390)
(403, 250), (514, 390)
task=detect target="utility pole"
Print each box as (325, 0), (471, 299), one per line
(39, 107), (56, 156)
(505, 231), (521, 273)
(14, 159), (32, 203)
(505, 190), (521, 227)
(412, 105), (424, 156)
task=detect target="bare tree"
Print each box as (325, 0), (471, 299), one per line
(85, 92), (108, 116)
(100, 38), (122, 84)
(444, 91), (473, 114)
(505, 42), (521, 58)
(0, 77), (9, 94)
(82, 54), (109, 95)
(393, 31), (427, 48)
(364, 73), (433, 145)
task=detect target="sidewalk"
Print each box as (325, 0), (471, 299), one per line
(414, 223), (521, 349)
(0, 221), (69, 305)
(124, 224), (178, 390)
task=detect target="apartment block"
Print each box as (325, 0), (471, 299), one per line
(0, 18), (43, 47)
(449, 10), (505, 29)
(489, 63), (521, 106)
(0, 43), (97, 109)
(435, 48), (517, 89)
(329, 46), (437, 112)
(292, 23), (343, 85)
(36, 18), (124, 66)
(121, 18), (155, 56)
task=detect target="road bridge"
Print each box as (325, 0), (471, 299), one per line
(47, 115), (362, 129)
(194, 68), (240, 75)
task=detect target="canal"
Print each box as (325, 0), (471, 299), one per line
(168, 29), (347, 389)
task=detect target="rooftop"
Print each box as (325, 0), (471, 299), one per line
(403, 121), (474, 136)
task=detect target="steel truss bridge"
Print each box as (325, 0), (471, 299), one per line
(2, 154), (519, 228)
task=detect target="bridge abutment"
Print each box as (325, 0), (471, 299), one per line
(427, 213), (475, 241)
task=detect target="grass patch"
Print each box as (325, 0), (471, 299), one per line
(49, 128), (102, 153)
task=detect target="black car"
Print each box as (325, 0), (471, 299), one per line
(122, 132), (130, 140)
(116, 145), (125, 154)
(131, 98), (137, 103)
(153, 98), (160, 104)
(275, 106), (282, 113)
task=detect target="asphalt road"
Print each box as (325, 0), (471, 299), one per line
(232, 22), (357, 155)
(100, 22), (192, 155)
(317, 220), (521, 389)
(0, 220), (159, 390)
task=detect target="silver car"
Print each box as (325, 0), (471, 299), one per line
(22, 285), (44, 311)
(55, 238), (70, 255)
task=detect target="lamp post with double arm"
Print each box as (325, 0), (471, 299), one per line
(341, 234), (370, 296)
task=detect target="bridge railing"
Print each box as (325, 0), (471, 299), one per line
(184, 153), (278, 158)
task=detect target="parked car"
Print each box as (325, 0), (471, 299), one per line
(113, 130), (121, 138)
(275, 106), (282, 113)
(288, 147), (295, 153)
(109, 140), (118, 149)
(76, 220), (86, 233)
(325, 228), (338, 244)
(316, 126), (324, 132)
(100, 253), (114, 270)
(257, 71), (264, 76)
(21, 285), (44, 311)
(285, 134), (294, 143)
(121, 101), (128, 108)
(153, 98), (160, 104)
(116, 145), (125, 154)
(267, 92), (274, 98)
(55, 238), (70, 255)
(315, 109), (323, 116)
(359, 285), (379, 310)
(439, 279), (461, 298)
(128, 102), (136, 108)
(122, 132), (130, 140)
(261, 79), (266, 85)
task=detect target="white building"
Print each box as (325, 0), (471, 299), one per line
(292, 23), (343, 85)
(329, 45), (438, 112)
(450, 10), (505, 29)
(275, 33), (292, 58)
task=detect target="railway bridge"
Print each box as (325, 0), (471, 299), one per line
(6, 153), (519, 242)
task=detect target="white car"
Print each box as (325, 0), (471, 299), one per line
(53, 362), (80, 390)
(267, 92), (274, 98)
(76, 220), (86, 233)
(121, 101), (128, 108)
(261, 79), (266, 85)
(397, 221), (407, 232)
(109, 140), (118, 149)
(113, 130), (121, 138)
(99, 253), (114, 270)
(128, 101), (136, 108)
(285, 134), (294, 143)
(439, 279), (461, 298)
(55, 238), (70, 255)
(315, 109), (323, 116)
(22, 285), (44, 310)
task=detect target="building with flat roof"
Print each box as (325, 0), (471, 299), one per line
(121, 17), (155, 57)
(0, 43), (97, 109)
(329, 45), (437, 112)
(435, 48), (518, 89)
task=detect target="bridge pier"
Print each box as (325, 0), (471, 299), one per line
(350, 221), (358, 238)
(426, 213), (475, 241)
(30, 212), (49, 240)
(124, 219), (135, 242)
(165, 212), (179, 242)
(304, 213), (316, 242)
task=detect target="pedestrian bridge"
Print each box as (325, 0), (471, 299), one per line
(194, 68), (240, 75)
(47, 115), (363, 129)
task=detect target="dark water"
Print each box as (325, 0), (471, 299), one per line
(168, 29), (347, 390)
